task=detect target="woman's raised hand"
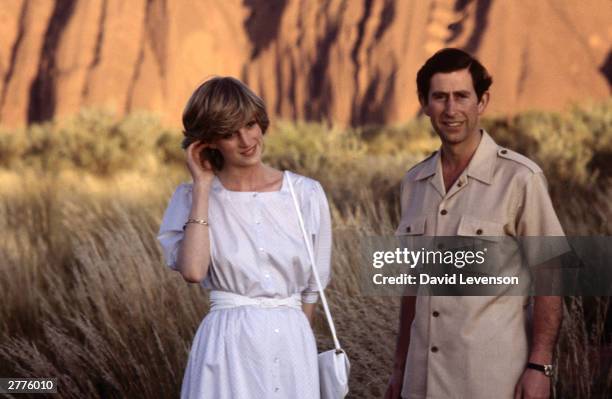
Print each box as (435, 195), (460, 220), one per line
(186, 141), (215, 185)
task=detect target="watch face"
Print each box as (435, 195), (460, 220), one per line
(544, 365), (554, 377)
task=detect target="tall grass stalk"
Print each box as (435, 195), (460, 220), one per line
(1, 103), (610, 398)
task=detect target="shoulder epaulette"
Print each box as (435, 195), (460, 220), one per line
(496, 148), (541, 173)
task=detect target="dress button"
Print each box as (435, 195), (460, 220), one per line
(440, 209), (448, 215)
(431, 346), (439, 353)
(432, 311), (440, 317)
(476, 228), (483, 235)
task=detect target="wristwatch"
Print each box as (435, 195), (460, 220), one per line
(526, 362), (554, 377)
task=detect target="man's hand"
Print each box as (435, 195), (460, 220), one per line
(514, 368), (551, 399)
(515, 294), (561, 399)
(384, 366), (404, 399)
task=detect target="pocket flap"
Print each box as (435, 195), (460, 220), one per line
(396, 216), (426, 236)
(457, 215), (504, 241)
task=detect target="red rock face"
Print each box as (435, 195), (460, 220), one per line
(0, 0), (610, 127)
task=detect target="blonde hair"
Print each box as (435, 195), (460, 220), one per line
(181, 76), (269, 170)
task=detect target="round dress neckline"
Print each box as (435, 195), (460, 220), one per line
(213, 170), (288, 194)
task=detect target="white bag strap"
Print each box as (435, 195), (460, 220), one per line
(286, 172), (343, 352)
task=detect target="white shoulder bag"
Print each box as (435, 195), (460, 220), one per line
(286, 173), (350, 399)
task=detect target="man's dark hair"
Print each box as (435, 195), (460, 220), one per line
(417, 48), (492, 104)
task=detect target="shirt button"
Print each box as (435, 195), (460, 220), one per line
(440, 209), (447, 215)
(431, 346), (439, 353)
(274, 387), (280, 392)
(500, 149), (508, 155)
(274, 328), (280, 333)
(457, 181), (463, 187)
(264, 273), (270, 278)
(259, 247), (264, 252)
(432, 311), (440, 317)
(476, 228), (483, 235)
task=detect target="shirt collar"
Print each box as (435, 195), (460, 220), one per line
(465, 129), (497, 185)
(413, 151), (439, 181)
(413, 129), (498, 185)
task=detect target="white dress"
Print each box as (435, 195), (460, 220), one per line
(157, 171), (332, 399)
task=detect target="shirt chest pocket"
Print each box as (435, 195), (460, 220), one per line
(395, 215), (426, 236)
(457, 215), (505, 242)
(456, 216), (510, 278)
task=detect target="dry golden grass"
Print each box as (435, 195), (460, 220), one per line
(0, 105), (610, 398)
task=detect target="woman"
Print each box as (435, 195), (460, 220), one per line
(157, 77), (332, 398)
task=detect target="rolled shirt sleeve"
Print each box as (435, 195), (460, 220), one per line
(157, 184), (192, 270)
(301, 181), (332, 303)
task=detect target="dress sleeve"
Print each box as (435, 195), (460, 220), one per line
(157, 184), (192, 270)
(302, 181), (333, 304)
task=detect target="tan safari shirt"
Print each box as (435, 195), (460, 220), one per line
(397, 130), (565, 399)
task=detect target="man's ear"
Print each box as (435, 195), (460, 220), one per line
(419, 96), (430, 116)
(477, 91), (490, 114)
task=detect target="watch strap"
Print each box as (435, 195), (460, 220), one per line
(526, 362), (553, 377)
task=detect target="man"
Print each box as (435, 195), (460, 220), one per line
(384, 48), (564, 399)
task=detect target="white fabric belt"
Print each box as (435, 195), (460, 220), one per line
(209, 290), (302, 311)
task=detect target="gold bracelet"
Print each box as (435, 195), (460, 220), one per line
(183, 218), (209, 230)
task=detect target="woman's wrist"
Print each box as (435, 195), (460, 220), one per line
(192, 179), (213, 193)
(189, 181), (211, 218)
